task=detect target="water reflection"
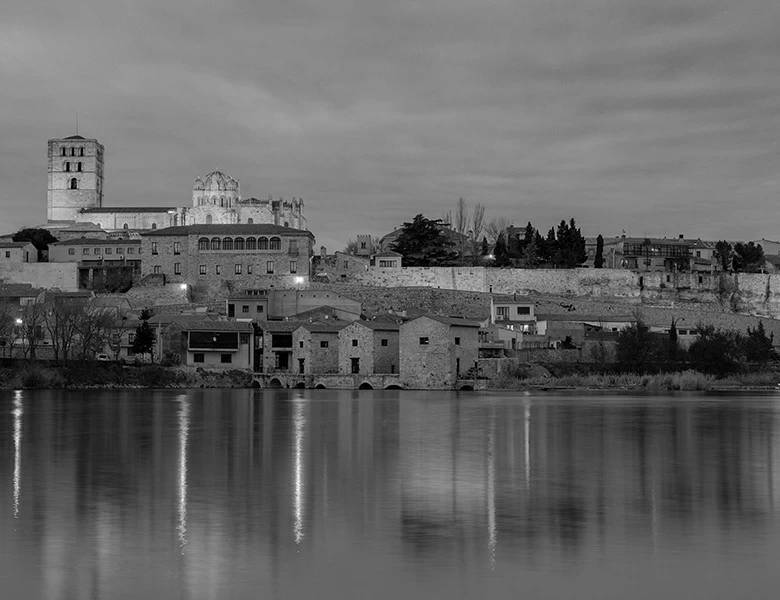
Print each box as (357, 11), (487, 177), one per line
(0, 391), (779, 600)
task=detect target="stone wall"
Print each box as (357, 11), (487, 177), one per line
(0, 263), (78, 291)
(339, 321), (374, 376)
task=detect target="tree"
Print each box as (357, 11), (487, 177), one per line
(688, 325), (746, 374)
(390, 214), (458, 266)
(544, 228), (558, 267)
(470, 203), (486, 258)
(12, 228), (58, 262)
(554, 219), (587, 269)
(714, 241), (734, 271)
(0, 302), (15, 359)
(484, 217), (512, 244)
(131, 308), (157, 362)
(481, 237), (489, 256)
(17, 302), (46, 360)
(743, 321), (776, 365)
(616, 319), (663, 373)
(41, 299), (82, 363)
(74, 307), (116, 360)
(732, 242), (765, 273)
(594, 234), (605, 268)
(492, 233), (511, 267)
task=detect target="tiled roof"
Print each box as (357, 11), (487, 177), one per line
(295, 322), (347, 333)
(0, 284), (41, 297)
(81, 207), (177, 213)
(408, 315), (482, 328)
(536, 313), (635, 322)
(141, 224), (314, 237)
(352, 320), (400, 331)
(177, 320), (253, 332)
(0, 241), (32, 248)
(51, 238), (142, 246)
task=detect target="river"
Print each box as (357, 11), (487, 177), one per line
(2, 389), (780, 599)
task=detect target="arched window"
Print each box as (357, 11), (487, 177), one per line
(61, 148), (66, 156)
(80, 148), (84, 156)
(234, 237), (245, 250)
(220, 197), (225, 207)
(77, 162), (82, 172)
(71, 148), (75, 156)
(206, 214), (213, 225)
(70, 178), (78, 189)
(64, 162), (70, 172)
(246, 237), (256, 250)
(211, 237), (221, 250)
(284, 221), (289, 227)
(223, 237), (233, 251)
(123, 223), (129, 229)
(269, 237), (281, 250)
(247, 218), (254, 224)
(198, 237), (209, 250)
(151, 223), (157, 230)
(258, 237), (268, 250)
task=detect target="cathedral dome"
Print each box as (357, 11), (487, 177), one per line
(197, 169), (238, 192)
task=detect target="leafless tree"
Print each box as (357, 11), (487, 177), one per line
(484, 216), (512, 244)
(17, 302), (46, 360)
(440, 209), (452, 227)
(0, 302), (15, 359)
(41, 300), (82, 363)
(470, 202), (486, 256)
(73, 307), (116, 360)
(454, 198), (470, 236)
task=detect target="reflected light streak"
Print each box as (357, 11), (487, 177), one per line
(13, 390), (23, 519)
(177, 395), (190, 553)
(524, 400), (531, 489)
(487, 407), (496, 571)
(293, 400), (306, 548)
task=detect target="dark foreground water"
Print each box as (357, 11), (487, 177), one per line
(2, 389), (780, 599)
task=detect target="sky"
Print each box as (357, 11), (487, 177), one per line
(1, 0), (779, 252)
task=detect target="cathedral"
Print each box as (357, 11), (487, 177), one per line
(46, 135), (306, 232)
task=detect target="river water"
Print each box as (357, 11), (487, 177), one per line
(2, 389), (780, 599)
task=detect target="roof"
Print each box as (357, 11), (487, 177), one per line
(351, 320), (400, 331)
(295, 322), (347, 333)
(51, 238), (142, 246)
(0, 284), (41, 298)
(406, 315), (482, 328)
(64, 135), (85, 140)
(0, 241), (33, 248)
(621, 237), (692, 246)
(178, 320), (253, 332)
(374, 250), (402, 257)
(194, 170), (239, 191)
(257, 320), (305, 332)
(81, 207), (177, 213)
(141, 224), (314, 238)
(536, 314), (636, 322)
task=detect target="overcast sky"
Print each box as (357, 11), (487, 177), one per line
(1, 0), (778, 251)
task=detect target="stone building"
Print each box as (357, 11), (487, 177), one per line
(227, 290), (268, 320)
(181, 320), (255, 370)
(338, 320), (400, 376)
(399, 316), (480, 389)
(140, 224), (315, 295)
(292, 323), (345, 375)
(48, 238), (142, 290)
(46, 135), (306, 232)
(0, 241), (38, 264)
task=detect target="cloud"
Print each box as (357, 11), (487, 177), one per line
(0, 0), (778, 245)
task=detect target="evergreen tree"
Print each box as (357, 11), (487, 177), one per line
(493, 233), (511, 267)
(390, 214), (458, 266)
(594, 234), (605, 268)
(714, 241), (733, 271)
(733, 242), (765, 273)
(481, 237), (489, 256)
(743, 321), (775, 364)
(545, 227), (557, 267)
(132, 308), (157, 362)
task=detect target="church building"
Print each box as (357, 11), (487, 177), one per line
(46, 135), (306, 233)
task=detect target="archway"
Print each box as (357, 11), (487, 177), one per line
(251, 380), (262, 388)
(206, 214), (213, 225)
(294, 382), (305, 389)
(315, 384), (327, 389)
(358, 382), (374, 390)
(385, 385), (402, 390)
(268, 378), (282, 389)
(459, 385), (474, 391)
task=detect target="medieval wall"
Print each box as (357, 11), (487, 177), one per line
(0, 263), (79, 291)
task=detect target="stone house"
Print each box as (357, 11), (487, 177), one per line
(268, 289), (362, 319)
(338, 320), (400, 376)
(0, 241), (37, 264)
(399, 316), (480, 389)
(48, 238), (142, 290)
(255, 320), (299, 373)
(227, 290), (268, 320)
(179, 320), (254, 370)
(292, 323), (345, 375)
(370, 250), (402, 269)
(140, 224), (315, 295)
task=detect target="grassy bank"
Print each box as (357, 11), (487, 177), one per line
(489, 368), (780, 391)
(0, 363), (254, 390)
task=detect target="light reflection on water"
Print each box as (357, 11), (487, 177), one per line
(1, 389), (780, 599)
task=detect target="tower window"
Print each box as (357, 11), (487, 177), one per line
(61, 148), (66, 156)
(71, 148), (75, 156)
(77, 162), (82, 172)
(70, 178), (78, 189)
(80, 148), (84, 156)
(64, 162), (70, 172)
(151, 223), (157, 230)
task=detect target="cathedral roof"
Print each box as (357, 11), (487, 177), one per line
(81, 207), (177, 213)
(64, 135), (85, 140)
(194, 169), (239, 192)
(141, 223), (314, 238)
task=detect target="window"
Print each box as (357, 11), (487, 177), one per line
(320, 341), (329, 348)
(116, 247), (124, 255)
(290, 261), (297, 273)
(68, 248), (75, 255)
(240, 333), (250, 344)
(258, 237), (268, 250)
(360, 241), (366, 249)
(247, 218), (253, 224)
(698, 276), (703, 284)
(456, 358), (461, 376)
(381, 339), (388, 346)
(269, 237), (281, 250)
(174, 242), (181, 255)
(61, 147), (66, 156)
(696, 250), (701, 258)
(241, 305), (249, 313)
(70, 178), (78, 189)
(351, 357), (360, 374)
(153, 265), (161, 274)
(193, 353), (205, 363)
(266, 261), (274, 274)
(211, 237), (221, 250)
(215, 265), (221, 275)
(496, 306), (508, 318)
(419, 337), (429, 345)
(82, 248), (90, 255)
(151, 223), (157, 230)
(198, 238), (209, 250)
(352, 339), (358, 347)
(128, 333), (135, 344)
(105, 248), (112, 255)
(235, 264), (242, 275)
(174, 263), (181, 275)
(80, 148), (84, 156)
(4, 251), (9, 258)
(223, 237), (233, 251)
(220, 353), (232, 364)
(94, 247), (101, 254)
(234, 237), (244, 250)
(151, 242), (158, 255)
(247, 264), (252, 274)
(256, 305), (264, 313)
(77, 162), (82, 172)
(246, 237), (256, 250)
(289, 240), (298, 255)
(666, 275), (671, 283)
(517, 306), (530, 315)
(199, 265), (206, 275)
(64, 162), (70, 172)
(123, 223), (129, 230)
(127, 247), (135, 254)
(299, 341), (304, 348)
(455, 337), (461, 345)
(71, 147), (75, 156)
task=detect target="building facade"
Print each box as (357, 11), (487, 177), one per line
(47, 135), (105, 222)
(338, 320), (400, 376)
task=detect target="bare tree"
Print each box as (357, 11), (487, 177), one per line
(484, 216), (512, 244)
(17, 302), (46, 360)
(0, 302), (15, 359)
(470, 202), (486, 257)
(73, 307), (116, 360)
(440, 209), (452, 227)
(454, 198), (470, 236)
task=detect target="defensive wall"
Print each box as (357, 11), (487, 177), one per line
(0, 263), (78, 291)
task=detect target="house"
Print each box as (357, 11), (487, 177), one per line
(0, 241), (38, 264)
(535, 314), (636, 347)
(292, 322), (345, 375)
(227, 289), (268, 320)
(490, 296), (536, 331)
(370, 250), (402, 269)
(478, 324), (523, 357)
(180, 320), (254, 370)
(268, 289), (361, 320)
(338, 320), (400, 376)
(256, 320), (299, 373)
(48, 238), (142, 290)
(399, 316), (480, 389)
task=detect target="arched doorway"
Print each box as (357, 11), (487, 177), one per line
(315, 384), (326, 389)
(268, 378), (282, 389)
(206, 214), (213, 225)
(358, 382), (374, 390)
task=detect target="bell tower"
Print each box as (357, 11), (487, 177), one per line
(47, 135), (104, 222)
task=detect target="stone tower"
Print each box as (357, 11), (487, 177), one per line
(192, 170), (240, 208)
(47, 135), (105, 222)
(355, 234), (373, 256)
